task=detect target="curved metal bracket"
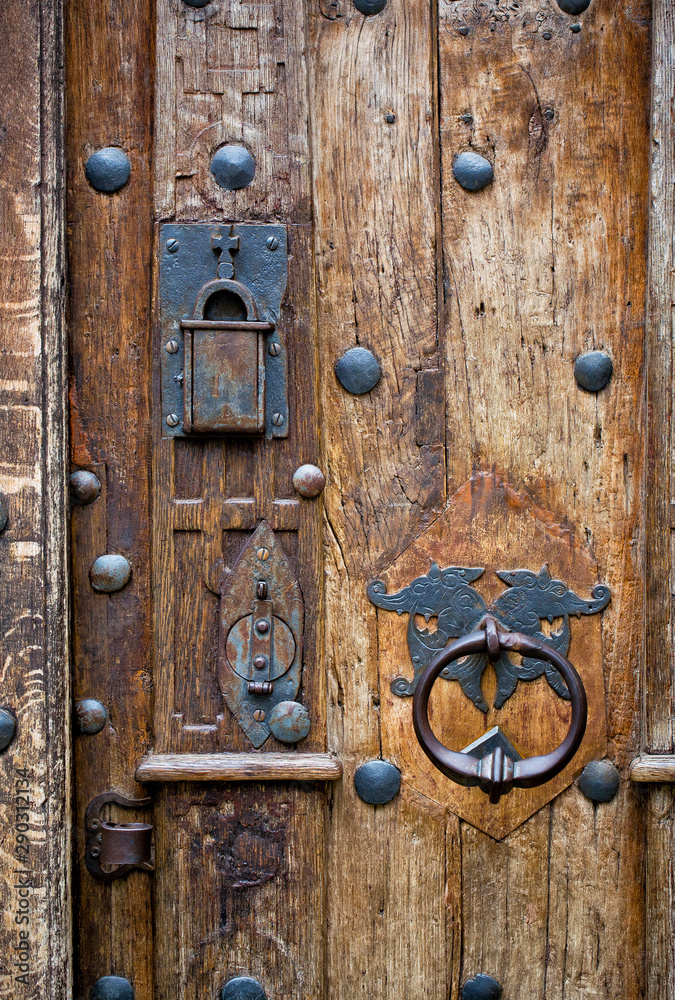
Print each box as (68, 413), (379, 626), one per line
(85, 791), (154, 883)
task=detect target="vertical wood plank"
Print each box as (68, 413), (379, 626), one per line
(645, 0), (675, 995)
(308, 4), (448, 999)
(0, 0), (70, 995)
(66, 0), (155, 992)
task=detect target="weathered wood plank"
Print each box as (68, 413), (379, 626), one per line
(0, 0), (70, 996)
(66, 0), (155, 992)
(136, 752), (342, 781)
(308, 3), (448, 999)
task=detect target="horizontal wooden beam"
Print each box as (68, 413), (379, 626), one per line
(136, 752), (343, 782)
(630, 755), (675, 782)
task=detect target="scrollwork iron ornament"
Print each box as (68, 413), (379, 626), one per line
(367, 564), (610, 710)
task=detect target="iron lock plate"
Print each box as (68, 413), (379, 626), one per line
(159, 223), (289, 438)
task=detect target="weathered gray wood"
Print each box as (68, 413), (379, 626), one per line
(0, 0), (70, 996)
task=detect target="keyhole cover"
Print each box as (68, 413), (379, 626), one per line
(226, 615), (296, 680)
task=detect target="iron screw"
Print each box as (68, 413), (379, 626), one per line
(166, 413), (179, 427)
(90, 819), (100, 830)
(166, 238), (180, 253)
(272, 412), (284, 426)
(166, 340), (179, 354)
(253, 710), (266, 722)
(91, 848), (100, 858)
(268, 342), (281, 357)
(256, 547), (270, 561)
(266, 236), (279, 251)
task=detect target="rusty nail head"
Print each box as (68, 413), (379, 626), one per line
(75, 699), (108, 735)
(543, 30), (552, 38)
(166, 340), (179, 354)
(268, 701), (311, 743)
(256, 547), (270, 561)
(70, 470), (102, 506)
(458, 25), (469, 35)
(90, 554), (132, 593)
(85, 147), (131, 193)
(90, 976), (135, 1000)
(253, 710), (265, 722)
(255, 619), (270, 634)
(166, 413), (179, 427)
(272, 412), (284, 426)
(268, 342), (281, 357)
(253, 655), (267, 670)
(544, 108), (555, 120)
(166, 238), (179, 253)
(384, 111), (396, 124)
(0, 494), (7, 533)
(0, 709), (16, 751)
(293, 464), (326, 498)
(266, 236), (279, 251)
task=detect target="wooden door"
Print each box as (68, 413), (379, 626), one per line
(56, 0), (669, 998)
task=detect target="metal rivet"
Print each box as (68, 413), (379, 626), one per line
(354, 759), (401, 805)
(272, 412), (285, 426)
(165, 340), (179, 355)
(579, 760), (620, 803)
(542, 30), (552, 38)
(544, 108), (555, 121)
(0, 709), (16, 752)
(182, 0), (210, 7)
(557, 0), (590, 12)
(268, 701), (311, 744)
(268, 342), (281, 357)
(211, 145), (256, 191)
(353, 0), (387, 13)
(574, 351), (613, 392)
(570, 21), (582, 31)
(70, 470), (102, 506)
(90, 976), (134, 1000)
(253, 655), (267, 671)
(166, 238), (179, 254)
(256, 581), (268, 599)
(335, 347), (382, 395)
(461, 974), (502, 1000)
(0, 493), (7, 533)
(75, 699), (108, 735)
(221, 977), (267, 1000)
(384, 111), (396, 124)
(460, 113), (473, 124)
(256, 547), (270, 562)
(293, 464), (326, 498)
(85, 148), (131, 194)
(453, 151), (494, 192)
(266, 235), (279, 251)
(166, 413), (180, 427)
(253, 710), (266, 723)
(458, 25), (469, 35)
(255, 619), (270, 634)
(89, 554), (132, 593)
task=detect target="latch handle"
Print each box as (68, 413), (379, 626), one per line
(412, 616), (587, 804)
(85, 791), (154, 882)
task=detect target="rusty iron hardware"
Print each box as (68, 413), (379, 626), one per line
(159, 223), (288, 438)
(412, 617), (587, 804)
(85, 791), (154, 882)
(219, 521), (306, 748)
(367, 563), (610, 708)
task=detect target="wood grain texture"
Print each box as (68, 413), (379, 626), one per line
(136, 752), (342, 781)
(0, 0), (70, 996)
(645, 2), (675, 994)
(631, 755), (675, 782)
(66, 0), (155, 992)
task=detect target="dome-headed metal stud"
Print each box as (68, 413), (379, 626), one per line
(90, 554), (132, 593)
(221, 978), (267, 1000)
(211, 145), (256, 191)
(354, 0), (387, 12)
(354, 759), (401, 805)
(453, 151), (494, 192)
(579, 760), (620, 803)
(461, 974), (502, 1000)
(0, 493), (8, 533)
(85, 148), (131, 194)
(574, 351), (613, 392)
(557, 0), (590, 13)
(292, 465), (326, 498)
(0, 709), (16, 751)
(70, 470), (102, 506)
(89, 976), (134, 1000)
(183, 0), (210, 6)
(75, 699), (108, 735)
(268, 701), (311, 743)
(335, 347), (381, 395)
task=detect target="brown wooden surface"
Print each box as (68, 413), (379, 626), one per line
(0, 0), (70, 997)
(136, 752), (342, 781)
(66, 0), (155, 994)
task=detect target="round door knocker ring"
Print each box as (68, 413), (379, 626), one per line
(412, 616), (588, 804)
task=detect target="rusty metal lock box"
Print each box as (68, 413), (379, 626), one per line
(159, 223), (289, 438)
